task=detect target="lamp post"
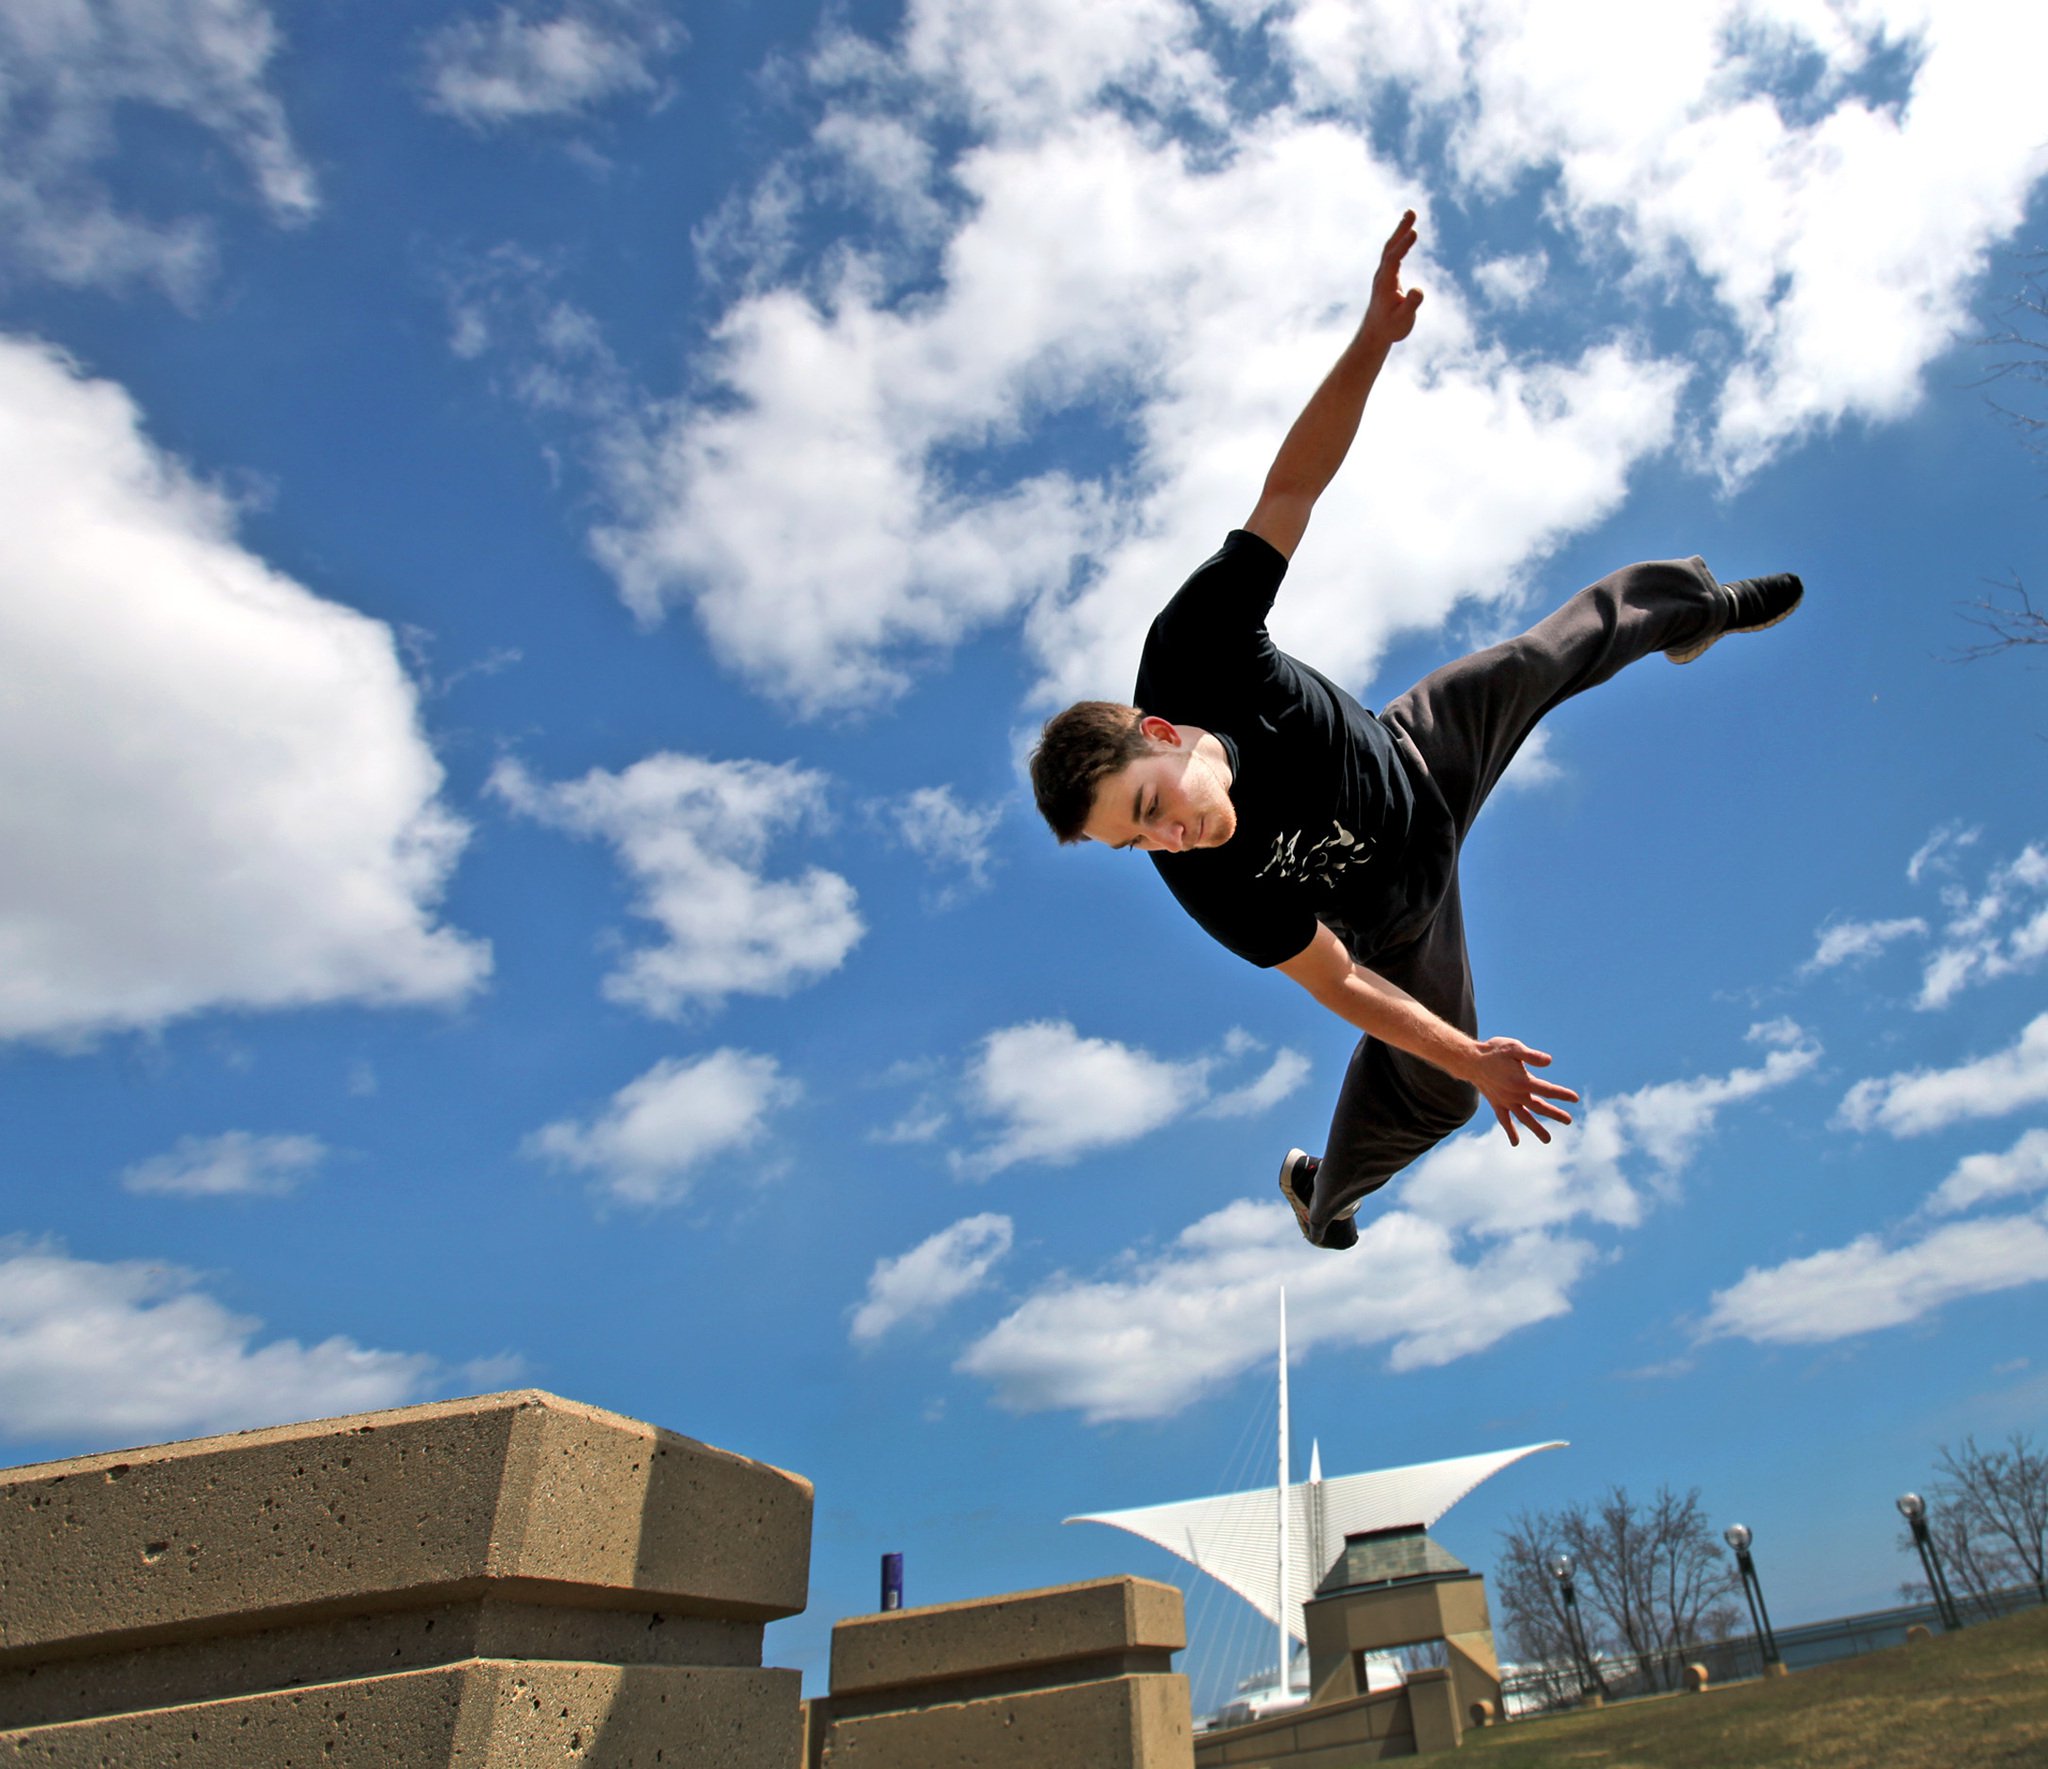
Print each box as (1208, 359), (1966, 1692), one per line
(1897, 1493), (1963, 1631)
(1722, 1525), (1782, 1675)
(1547, 1552), (1605, 1702)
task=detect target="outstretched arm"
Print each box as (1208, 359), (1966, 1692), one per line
(1276, 921), (1578, 1148)
(1243, 210), (1423, 562)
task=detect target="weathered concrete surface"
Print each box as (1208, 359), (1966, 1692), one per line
(830, 1576), (1184, 1696)
(0, 1391), (813, 1765)
(820, 1672), (1190, 1767)
(1, 1660), (801, 1767)
(812, 1578), (1192, 1768)
(1193, 1684), (1417, 1768)
(1304, 1568), (1500, 1730)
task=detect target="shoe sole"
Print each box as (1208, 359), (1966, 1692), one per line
(1667, 583), (1803, 665)
(1278, 1149), (1316, 1242)
(1278, 1149), (1360, 1249)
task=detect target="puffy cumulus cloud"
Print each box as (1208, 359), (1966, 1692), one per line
(1801, 915), (1927, 975)
(599, 103), (1684, 715)
(420, 0), (685, 128)
(531, 0), (2045, 720)
(959, 1199), (1596, 1422)
(0, 0), (315, 300)
(491, 753), (863, 1016)
(1916, 844), (2048, 1010)
(1402, 1020), (1818, 1238)
(959, 1022), (1813, 1418)
(1276, 0), (2048, 476)
(121, 1132), (328, 1198)
(1698, 1209), (2048, 1346)
(954, 1021), (1309, 1176)
(0, 340), (488, 1046)
(524, 1049), (798, 1207)
(1927, 1127), (2048, 1217)
(0, 1239), (437, 1445)
(1837, 1013), (2048, 1137)
(850, 1212), (1014, 1345)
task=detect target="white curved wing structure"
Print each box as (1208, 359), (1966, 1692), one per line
(1066, 1440), (1565, 1646)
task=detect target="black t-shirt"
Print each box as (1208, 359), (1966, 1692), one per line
(1134, 530), (1428, 969)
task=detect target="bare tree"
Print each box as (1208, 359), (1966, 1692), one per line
(1962, 256), (2048, 657)
(1929, 1434), (2048, 1609)
(1493, 1486), (1742, 1693)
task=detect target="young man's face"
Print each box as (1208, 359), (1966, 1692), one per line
(1080, 719), (1237, 853)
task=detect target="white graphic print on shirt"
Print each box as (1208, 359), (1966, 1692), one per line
(1254, 820), (1375, 888)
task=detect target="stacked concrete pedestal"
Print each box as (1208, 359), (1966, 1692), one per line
(808, 1577), (1194, 1767)
(0, 1390), (812, 1766)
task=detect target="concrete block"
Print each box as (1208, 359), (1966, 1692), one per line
(830, 1577), (1184, 1697)
(0, 1391), (813, 1766)
(820, 1673), (1190, 1768)
(816, 1579), (1190, 1769)
(1405, 1667), (1460, 1756)
(1, 1660), (801, 1768)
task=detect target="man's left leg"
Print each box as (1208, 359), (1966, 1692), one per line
(1382, 556), (1797, 835)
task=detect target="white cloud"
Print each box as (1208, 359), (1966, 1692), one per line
(850, 1213), (1013, 1345)
(1837, 1013), (2048, 1137)
(1801, 915), (1927, 974)
(421, 1), (684, 127)
(959, 1200), (1597, 1422)
(1496, 727), (1564, 793)
(0, 1240), (436, 1445)
(1699, 1209), (2048, 1346)
(1916, 843), (2048, 1009)
(883, 785), (1002, 896)
(491, 752), (864, 1016)
(1280, 0), (2048, 477)
(471, 1), (2044, 719)
(1404, 1023), (1819, 1239)
(1472, 249), (1550, 311)
(0, 0), (315, 300)
(1927, 1127), (2048, 1217)
(1202, 1049), (1314, 1119)
(524, 1049), (798, 1206)
(121, 1132), (328, 1198)
(1907, 822), (1979, 883)
(955, 1021), (1308, 1175)
(960, 1022), (1813, 1418)
(0, 339), (489, 1045)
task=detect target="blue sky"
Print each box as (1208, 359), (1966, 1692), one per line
(2, 0), (2045, 1708)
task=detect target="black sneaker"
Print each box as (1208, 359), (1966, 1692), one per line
(1667, 573), (1804, 664)
(1278, 1149), (1359, 1250)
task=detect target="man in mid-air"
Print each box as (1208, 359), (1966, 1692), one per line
(1029, 211), (1801, 1249)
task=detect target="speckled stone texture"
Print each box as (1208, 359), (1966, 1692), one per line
(0, 1390), (812, 1767)
(809, 1578), (1193, 1769)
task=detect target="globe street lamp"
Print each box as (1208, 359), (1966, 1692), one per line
(1722, 1524), (1783, 1674)
(1547, 1552), (1606, 1701)
(1896, 1493), (1963, 1631)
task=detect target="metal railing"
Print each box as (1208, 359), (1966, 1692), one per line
(1498, 1579), (2046, 1716)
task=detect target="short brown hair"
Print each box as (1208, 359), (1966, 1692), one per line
(1031, 701), (1150, 843)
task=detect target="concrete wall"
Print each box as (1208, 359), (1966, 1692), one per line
(807, 1577), (1194, 1767)
(1304, 1571), (1499, 1732)
(0, 1390), (813, 1767)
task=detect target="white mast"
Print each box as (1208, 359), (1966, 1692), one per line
(1276, 1287), (1290, 1691)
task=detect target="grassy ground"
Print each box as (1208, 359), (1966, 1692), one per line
(1448, 1604), (2048, 1769)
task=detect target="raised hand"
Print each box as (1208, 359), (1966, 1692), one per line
(1364, 209), (1424, 346)
(1465, 1036), (1579, 1148)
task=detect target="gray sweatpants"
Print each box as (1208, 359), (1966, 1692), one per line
(1305, 556), (1732, 1239)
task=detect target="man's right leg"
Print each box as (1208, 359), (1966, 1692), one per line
(1300, 881), (1481, 1244)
